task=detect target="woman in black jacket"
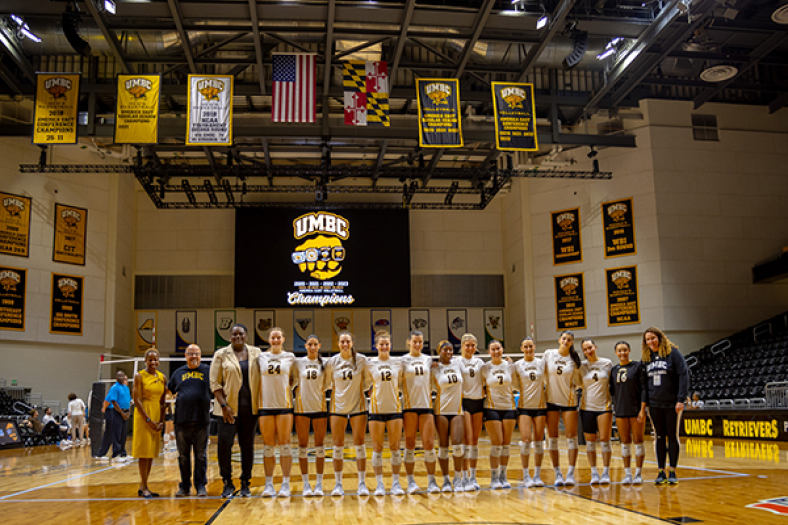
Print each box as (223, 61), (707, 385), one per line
(642, 327), (689, 486)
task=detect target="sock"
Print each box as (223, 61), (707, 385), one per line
(554, 466), (562, 475)
(335, 472), (343, 483)
(266, 476), (273, 485)
(302, 475), (310, 485)
(567, 466), (575, 477)
(624, 467), (632, 477)
(491, 466), (499, 478)
(443, 475), (450, 483)
(635, 468), (642, 476)
(462, 471), (469, 481)
(316, 474), (323, 483)
(358, 472), (365, 483)
(603, 467), (610, 477)
(591, 466), (598, 476)
(470, 468), (477, 479)
(534, 466), (542, 477)
(376, 474), (383, 484)
(500, 465), (507, 477)
(392, 473), (400, 483)
(427, 474), (436, 484)
(282, 476), (290, 484)
(407, 474), (415, 484)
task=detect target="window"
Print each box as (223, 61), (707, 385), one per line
(691, 114), (719, 141)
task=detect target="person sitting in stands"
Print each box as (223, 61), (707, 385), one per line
(22, 409), (44, 433)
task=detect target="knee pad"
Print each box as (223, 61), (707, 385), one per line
(501, 445), (510, 458)
(424, 448), (436, 463)
(635, 444), (645, 457)
(263, 445), (275, 458)
(566, 438), (578, 451)
(279, 445), (292, 457)
(438, 447), (450, 460)
(390, 449), (402, 466)
(600, 441), (611, 453)
(469, 445), (479, 460)
(621, 444), (631, 458)
(404, 448), (416, 463)
(489, 445), (502, 458)
(548, 438), (559, 451)
(371, 451), (383, 468)
(586, 441), (596, 453)
(452, 444), (464, 458)
(519, 441), (530, 456)
(333, 446), (344, 459)
(533, 441), (544, 454)
(315, 445), (325, 458)
(355, 445), (366, 459)
(299, 447), (309, 459)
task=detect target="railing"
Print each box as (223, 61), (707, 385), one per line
(766, 381), (788, 408)
(25, 393), (43, 407)
(711, 339), (731, 356)
(686, 355), (699, 369)
(753, 322), (772, 342)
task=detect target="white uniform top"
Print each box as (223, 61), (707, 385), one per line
(258, 350), (298, 410)
(459, 355), (485, 400)
(514, 358), (547, 410)
(365, 357), (403, 414)
(400, 353), (434, 410)
(432, 358), (465, 416)
(579, 358), (614, 412)
(325, 353), (368, 415)
(294, 356), (329, 414)
(543, 349), (581, 407)
(482, 361), (520, 410)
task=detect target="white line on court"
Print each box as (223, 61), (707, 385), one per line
(0, 466), (117, 500)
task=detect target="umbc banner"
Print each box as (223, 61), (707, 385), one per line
(186, 74), (233, 146)
(602, 197), (637, 258)
(554, 272), (586, 331)
(33, 73), (80, 145)
(416, 78), (463, 148)
(492, 82), (538, 152)
(53, 203), (87, 266)
(115, 74), (161, 144)
(0, 266), (26, 331)
(50, 272), (83, 335)
(551, 207), (583, 266)
(606, 265), (640, 326)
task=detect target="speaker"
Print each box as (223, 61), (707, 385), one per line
(89, 382), (106, 457)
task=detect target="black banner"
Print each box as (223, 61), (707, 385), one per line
(602, 197), (637, 258)
(50, 272), (83, 335)
(416, 78), (463, 148)
(492, 82), (538, 151)
(680, 410), (788, 442)
(551, 207), (582, 265)
(0, 266), (26, 331)
(605, 265), (640, 326)
(554, 272), (586, 331)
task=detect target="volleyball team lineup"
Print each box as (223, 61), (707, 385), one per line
(128, 323), (689, 500)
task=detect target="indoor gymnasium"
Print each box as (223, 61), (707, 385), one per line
(1, 1), (787, 524)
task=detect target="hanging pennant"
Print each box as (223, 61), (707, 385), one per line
(492, 82), (538, 151)
(175, 311), (197, 353)
(416, 78), (463, 148)
(186, 75), (233, 146)
(53, 203), (87, 265)
(115, 74), (161, 144)
(0, 192), (31, 258)
(33, 73), (80, 145)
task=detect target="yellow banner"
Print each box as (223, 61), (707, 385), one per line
(115, 74), (161, 144)
(53, 203), (87, 265)
(0, 192), (31, 257)
(33, 73), (80, 144)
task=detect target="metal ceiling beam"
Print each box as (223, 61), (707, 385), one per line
(227, 56), (255, 77)
(248, 0), (267, 95)
(0, 60), (23, 95)
(423, 148), (445, 186)
(374, 139), (389, 182)
(768, 93), (788, 114)
(407, 38), (489, 85)
(389, 0), (417, 84)
(323, 0), (336, 97)
(335, 37), (391, 60)
(162, 32), (248, 76)
(693, 33), (788, 109)
(83, 0), (134, 74)
(0, 25), (37, 82)
(167, 0), (197, 73)
(516, 0), (578, 82)
(455, 0), (496, 79)
(264, 32), (314, 55)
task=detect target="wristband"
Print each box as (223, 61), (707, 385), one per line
(146, 417), (151, 422)
(221, 403), (228, 409)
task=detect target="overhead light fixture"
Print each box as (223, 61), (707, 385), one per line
(772, 4), (788, 24)
(537, 15), (549, 29)
(596, 37), (622, 60)
(9, 14), (42, 43)
(103, 0), (117, 15)
(700, 64), (738, 82)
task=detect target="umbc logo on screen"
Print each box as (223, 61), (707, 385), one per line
(747, 497), (788, 515)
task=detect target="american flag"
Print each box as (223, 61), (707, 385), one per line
(272, 53), (316, 123)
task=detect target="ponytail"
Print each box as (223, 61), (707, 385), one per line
(561, 330), (581, 368)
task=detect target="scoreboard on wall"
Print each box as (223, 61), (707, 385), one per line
(234, 209), (411, 308)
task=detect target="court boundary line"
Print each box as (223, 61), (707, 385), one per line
(0, 466), (117, 501)
(204, 497), (233, 525)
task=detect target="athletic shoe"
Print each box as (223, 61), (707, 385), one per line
(621, 474), (633, 485)
(221, 482), (236, 499)
(278, 482), (291, 498)
(427, 479), (441, 494)
(490, 476), (502, 490)
(374, 482), (386, 496)
(407, 480), (420, 494)
(633, 474), (643, 485)
(262, 482), (276, 497)
(391, 480), (405, 496)
(302, 482), (313, 497)
(565, 472), (576, 486)
(442, 480), (453, 493)
(357, 481), (369, 496)
(589, 472), (600, 485)
(240, 482), (252, 498)
(668, 471), (678, 485)
(470, 477), (481, 491)
(196, 487), (208, 497)
(93, 456), (109, 462)
(331, 482), (344, 496)
(175, 488), (190, 497)
(313, 481), (324, 496)
(452, 476), (463, 492)
(499, 474), (511, 489)
(531, 474), (545, 488)
(600, 472), (611, 485)
(553, 472), (564, 487)
(654, 470), (667, 485)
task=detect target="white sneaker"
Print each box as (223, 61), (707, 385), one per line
(263, 482), (276, 497)
(565, 472), (576, 486)
(391, 480), (404, 496)
(553, 472), (564, 487)
(524, 476), (535, 489)
(633, 474), (643, 485)
(441, 480), (453, 492)
(427, 479), (441, 493)
(374, 483), (386, 496)
(600, 472), (611, 485)
(452, 476), (462, 492)
(407, 480), (420, 494)
(278, 482), (291, 498)
(590, 471), (600, 485)
(470, 477), (481, 491)
(94, 456), (108, 461)
(490, 476), (502, 489)
(499, 474), (511, 489)
(302, 482), (314, 497)
(313, 481), (324, 496)
(621, 474), (633, 485)
(357, 481), (369, 496)
(532, 474), (545, 487)
(331, 483), (344, 496)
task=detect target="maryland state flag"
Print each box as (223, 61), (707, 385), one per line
(343, 61), (389, 127)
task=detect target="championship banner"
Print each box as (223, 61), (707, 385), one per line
(33, 73), (80, 144)
(175, 311), (197, 353)
(551, 207), (582, 265)
(416, 78), (463, 148)
(602, 197), (637, 258)
(606, 265), (640, 326)
(0, 266), (26, 331)
(554, 272), (586, 331)
(484, 308), (504, 348)
(50, 273), (83, 335)
(447, 309), (467, 353)
(135, 311), (157, 353)
(186, 74), (233, 146)
(114, 74), (161, 144)
(409, 309), (430, 354)
(53, 203), (87, 265)
(214, 310), (236, 350)
(491, 82), (538, 151)
(0, 192), (31, 257)
(371, 310), (392, 349)
(293, 310), (315, 353)
(332, 310), (353, 351)
(254, 310), (276, 349)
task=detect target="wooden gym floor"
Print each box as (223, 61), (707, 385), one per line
(1, 434), (787, 525)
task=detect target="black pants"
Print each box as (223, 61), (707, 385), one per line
(217, 407), (257, 485)
(649, 406), (680, 470)
(97, 410), (128, 458)
(176, 422), (209, 491)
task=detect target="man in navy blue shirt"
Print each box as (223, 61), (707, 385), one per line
(168, 344), (212, 497)
(94, 371), (131, 461)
